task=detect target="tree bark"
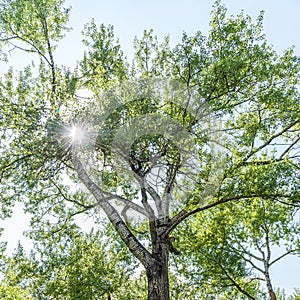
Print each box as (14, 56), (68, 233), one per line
(72, 155), (154, 266)
(265, 269), (277, 300)
(73, 154), (172, 299)
(268, 290), (277, 300)
(262, 224), (277, 300)
(146, 239), (170, 300)
(264, 263), (277, 300)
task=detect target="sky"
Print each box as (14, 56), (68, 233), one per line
(1, 0), (300, 296)
(53, 0), (300, 67)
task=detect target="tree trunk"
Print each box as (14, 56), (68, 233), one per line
(146, 248), (170, 300)
(265, 268), (277, 300)
(73, 155), (172, 299)
(146, 234), (170, 300)
(268, 290), (277, 300)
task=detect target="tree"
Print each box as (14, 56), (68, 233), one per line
(0, 0), (299, 299)
(176, 198), (300, 299)
(0, 226), (147, 299)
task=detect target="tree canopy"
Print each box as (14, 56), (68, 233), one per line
(0, 0), (299, 299)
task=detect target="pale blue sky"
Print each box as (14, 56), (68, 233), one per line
(56, 0), (300, 67)
(1, 0), (299, 296)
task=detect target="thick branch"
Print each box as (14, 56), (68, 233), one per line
(72, 154), (154, 267)
(103, 191), (148, 217)
(165, 193), (291, 236)
(141, 187), (156, 220)
(165, 196), (240, 236)
(141, 187), (158, 246)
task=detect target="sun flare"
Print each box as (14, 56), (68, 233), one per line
(69, 125), (84, 144)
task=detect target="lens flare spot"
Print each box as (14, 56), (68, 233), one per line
(69, 125), (84, 143)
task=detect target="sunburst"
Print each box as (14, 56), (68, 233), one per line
(68, 125), (85, 144)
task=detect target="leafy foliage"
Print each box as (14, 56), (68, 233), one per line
(0, 0), (299, 299)
(1, 227), (147, 299)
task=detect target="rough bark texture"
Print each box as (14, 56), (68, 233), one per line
(72, 155), (154, 266)
(146, 238), (170, 300)
(73, 154), (173, 300)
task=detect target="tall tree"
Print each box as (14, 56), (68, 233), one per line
(0, 1), (299, 299)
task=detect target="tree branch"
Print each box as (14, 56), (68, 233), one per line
(165, 193), (296, 236)
(103, 191), (148, 217)
(269, 249), (299, 267)
(40, 15), (56, 94)
(72, 153), (154, 267)
(244, 120), (299, 162)
(218, 260), (256, 300)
